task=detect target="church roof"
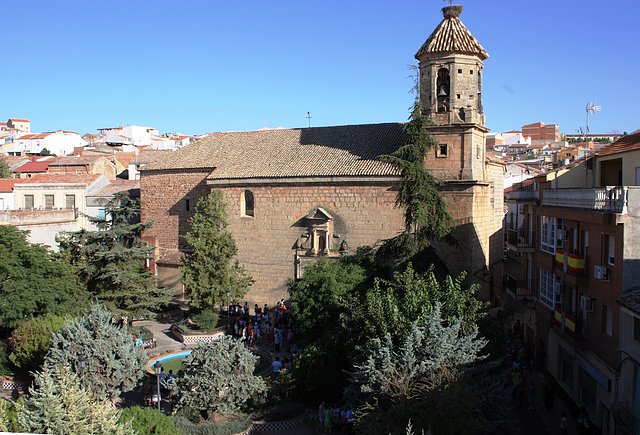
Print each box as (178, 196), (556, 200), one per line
(415, 5), (488, 60)
(144, 123), (406, 179)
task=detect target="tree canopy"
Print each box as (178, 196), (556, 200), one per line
(44, 304), (146, 400)
(0, 159), (11, 178)
(172, 336), (267, 419)
(180, 189), (252, 310)
(58, 191), (173, 318)
(9, 314), (66, 373)
(18, 365), (131, 434)
(0, 226), (89, 329)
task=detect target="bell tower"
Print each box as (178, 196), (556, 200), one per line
(415, 4), (489, 181)
(416, 5), (488, 127)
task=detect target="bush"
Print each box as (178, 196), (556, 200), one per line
(120, 406), (180, 435)
(191, 309), (219, 331)
(9, 314), (66, 373)
(129, 326), (153, 342)
(173, 413), (252, 435)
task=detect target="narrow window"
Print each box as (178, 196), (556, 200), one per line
(185, 198), (190, 212)
(607, 235), (615, 266)
(241, 190), (254, 217)
(436, 68), (450, 113)
(44, 194), (54, 209)
(97, 208), (106, 221)
(24, 194), (34, 209)
(470, 69), (474, 74)
(65, 194), (75, 209)
(437, 144), (448, 158)
(457, 68), (462, 74)
(602, 305), (613, 336)
(634, 317), (640, 342)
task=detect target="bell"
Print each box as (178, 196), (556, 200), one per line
(438, 85), (448, 97)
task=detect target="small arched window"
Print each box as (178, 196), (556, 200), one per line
(241, 190), (254, 217)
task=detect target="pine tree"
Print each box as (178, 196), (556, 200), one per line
(172, 336), (267, 419)
(180, 189), (252, 310)
(18, 364), (131, 434)
(44, 304), (146, 400)
(0, 159), (11, 179)
(58, 191), (174, 318)
(380, 75), (453, 252)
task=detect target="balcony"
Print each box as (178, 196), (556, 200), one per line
(506, 189), (539, 202)
(506, 229), (536, 253)
(542, 186), (628, 213)
(504, 273), (533, 298)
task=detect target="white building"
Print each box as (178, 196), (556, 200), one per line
(0, 179), (20, 210)
(6, 118), (31, 134)
(98, 125), (160, 147)
(7, 130), (87, 156)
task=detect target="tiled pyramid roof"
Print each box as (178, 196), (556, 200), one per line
(144, 123), (407, 179)
(415, 5), (488, 60)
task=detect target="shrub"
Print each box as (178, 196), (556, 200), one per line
(0, 342), (10, 375)
(191, 309), (219, 331)
(120, 406), (181, 435)
(172, 413), (252, 435)
(129, 325), (153, 342)
(9, 314), (66, 373)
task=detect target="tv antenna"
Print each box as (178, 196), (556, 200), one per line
(306, 111), (312, 128)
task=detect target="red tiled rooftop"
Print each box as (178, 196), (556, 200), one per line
(0, 179), (22, 192)
(8, 118), (30, 123)
(18, 173), (103, 185)
(597, 131), (640, 157)
(14, 161), (52, 173)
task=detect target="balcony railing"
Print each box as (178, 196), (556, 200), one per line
(506, 229), (536, 251)
(505, 273), (533, 297)
(506, 190), (539, 201)
(542, 187), (628, 213)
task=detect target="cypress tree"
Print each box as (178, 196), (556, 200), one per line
(180, 189), (252, 310)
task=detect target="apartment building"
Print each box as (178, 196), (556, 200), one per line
(522, 121), (561, 144)
(504, 131), (640, 435)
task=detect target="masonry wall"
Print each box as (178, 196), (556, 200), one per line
(215, 181), (404, 304)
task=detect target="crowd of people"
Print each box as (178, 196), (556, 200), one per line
(318, 402), (355, 434)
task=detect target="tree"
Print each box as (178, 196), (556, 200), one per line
(289, 257), (365, 340)
(44, 304), (146, 400)
(359, 264), (486, 341)
(120, 406), (181, 435)
(0, 159), (11, 179)
(172, 336), (267, 419)
(350, 305), (488, 435)
(17, 365), (131, 434)
(9, 314), (66, 373)
(380, 76), (453, 253)
(58, 191), (174, 318)
(180, 190), (252, 310)
(0, 225), (89, 329)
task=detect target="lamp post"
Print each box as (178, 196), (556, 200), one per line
(154, 365), (162, 412)
(78, 356), (86, 378)
(227, 291), (230, 318)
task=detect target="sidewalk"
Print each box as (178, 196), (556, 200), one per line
(522, 370), (580, 435)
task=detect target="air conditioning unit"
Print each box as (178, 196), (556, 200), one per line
(580, 295), (594, 312)
(594, 265), (609, 280)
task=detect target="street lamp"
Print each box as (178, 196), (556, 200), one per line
(154, 365), (162, 412)
(78, 356), (87, 377)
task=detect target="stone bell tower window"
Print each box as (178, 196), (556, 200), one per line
(437, 143), (449, 158)
(241, 190), (254, 217)
(436, 68), (450, 113)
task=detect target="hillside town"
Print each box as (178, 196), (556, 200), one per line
(0, 3), (639, 435)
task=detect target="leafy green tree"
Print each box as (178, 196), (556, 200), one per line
(172, 336), (267, 419)
(18, 364), (131, 434)
(0, 226), (89, 329)
(380, 82), (453, 253)
(0, 159), (12, 178)
(9, 314), (66, 373)
(0, 400), (9, 432)
(180, 189), (252, 310)
(120, 406), (181, 435)
(44, 304), (146, 400)
(0, 342), (10, 375)
(360, 264), (486, 341)
(350, 305), (487, 435)
(289, 257), (365, 340)
(58, 191), (173, 318)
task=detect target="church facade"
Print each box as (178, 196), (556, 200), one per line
(140, 5), (505, 305)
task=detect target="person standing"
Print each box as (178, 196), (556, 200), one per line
(560, 411), (568, 435)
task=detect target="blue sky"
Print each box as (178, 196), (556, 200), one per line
(1, 1), (637, 136)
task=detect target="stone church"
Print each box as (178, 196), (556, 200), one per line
(140, 5), (505, 305)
